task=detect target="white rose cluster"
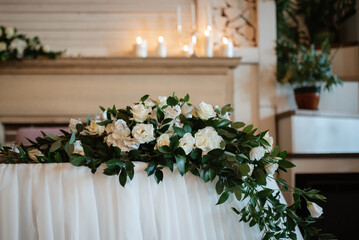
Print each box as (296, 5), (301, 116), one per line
(263, 132), (274, 153)
(86, 120), (105, 135)
(249, 146), (265, 161)
(195, 102), (216, 120)
(105, 119), (140, 152)
(69, 118), (82, 133)
(0, 42), (6, 52)
(9, 39), (27, 58)
(131, 104), (152, 123)
(194, 126), (223, 154)
(179, 133), (195, 155)
(307, 202), (323, 218)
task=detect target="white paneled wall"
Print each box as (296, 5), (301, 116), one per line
(0, 0), (192, 56)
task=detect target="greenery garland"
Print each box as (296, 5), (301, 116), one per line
(0, 25), (63, 61)
(0, 94), (335, 240)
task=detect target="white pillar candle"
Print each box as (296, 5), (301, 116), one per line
(206, 4), (211, 31)
(221, 37), (233, 58)
(156, 36), (167, 58)
(183, 45), (193, 57)
(177, 6), (182, 33)
(204, 29), (213, 57)
(134, 36), (147, 58)
(191, 2), (196, 31)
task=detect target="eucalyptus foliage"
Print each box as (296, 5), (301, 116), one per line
(0, 25), (63, 61)
(0, 94), (335, 240)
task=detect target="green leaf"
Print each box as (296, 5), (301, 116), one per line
(216, 190), (230, 205)
(216, 180), (224, 195)
(232, 121), (245, 129)
(71, 156), (86, 166)
(183, 93), (190, 102)
(234, 187), (242, 201)
(157, 145), (171, 153)
(64, 141), (74, 155)
(119, 169), (127, 187)
(253, 168), (267, 185)
(76, 123), (85, 133)
(106, 158), (125, 167)
(238, 163), (250, 176)
(217, 120), (230, 128)
(271, 146), (279, 157)
(154, 169), (164, 183)
(46, 133), (60, 141)
(183, 124), (192, 133)
(50, 140), (62, 152)
(242, 125), (253, 133)
(54, 152), (62, 163)
(278, 159), (296, 168)
(257, 188), (274, 199)
(69, 131), (76, 144)
(173, 126), (185, 138)
(166, 96), (178, 106)
(208, 149), (224, 158)
(190, 149), (201, 160)
(175, 154), (186, 175)
(140, 94), (149, 102)
(156, 106), (164, 122)
(87, 115), (91, 125)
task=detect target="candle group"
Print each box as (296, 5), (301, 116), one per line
(134, 37), (147, 58)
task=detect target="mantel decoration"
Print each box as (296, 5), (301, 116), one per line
(0, 94), (335, 239)
(0, 25), (63, 61)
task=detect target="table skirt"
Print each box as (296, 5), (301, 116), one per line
(0, 163), (301, 240)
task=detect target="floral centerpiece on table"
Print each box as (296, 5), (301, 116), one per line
(0, 94), (334, 239)
(0, 25), (63, 61)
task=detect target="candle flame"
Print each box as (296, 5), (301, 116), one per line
(177, 25), (182, 33)
(222, 37), (228, 44)
(136, 36), (142, 44)
(158, 36), (164, 43)
(204, 29), (210, 37)
(183, 45), (189, 52)
(206, 25), (212, 31)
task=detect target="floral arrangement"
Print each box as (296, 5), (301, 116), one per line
(0, 94), (334, 240)
(0, 25), (63, 61)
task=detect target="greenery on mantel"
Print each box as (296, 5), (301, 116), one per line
(275, 0), (350, 91)
(0, 25), (63, 61)
(0, 93), (335, 239)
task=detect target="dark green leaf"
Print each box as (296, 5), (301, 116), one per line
(166, 96), (178, 106)
(216, 180), (224, 194)
(119, 169), (127, 187)
(216, 190), (230, 205)
(154, 169), (164, 183)
(50, 140), (62, 152)
(175, 154), (186, 175)
(140, 94), (149, 102)
(234, 187), (242, 201)
(183, 93), (190, 102)
(253, 168), (267, 185)
(278, 159), (296, 168)
(232, 121), (245, 129)
(71, 156), (86, 166)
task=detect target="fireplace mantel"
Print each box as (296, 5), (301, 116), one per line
(0, 57), (241, 75)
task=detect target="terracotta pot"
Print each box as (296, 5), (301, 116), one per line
(294, 86), (321, 110)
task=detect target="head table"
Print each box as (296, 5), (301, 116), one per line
(0, 162), (303, 240)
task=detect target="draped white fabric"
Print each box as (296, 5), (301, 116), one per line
(0, 163), (302, 240)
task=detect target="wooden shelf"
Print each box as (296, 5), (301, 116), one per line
(0, 57), (241, 75)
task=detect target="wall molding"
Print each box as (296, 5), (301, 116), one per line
(0, 57), (241, 75)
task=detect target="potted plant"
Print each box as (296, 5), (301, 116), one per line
(279, 40), (343, 110)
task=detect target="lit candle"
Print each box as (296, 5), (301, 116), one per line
(156, 36), (167, 57)
(134, 36), (147, 58)
(183, 45), (193, 57)
(206, 4), (211, 31)
(204, 29), (213, 57)
(221, 37), (233, 57)
(177, 6), (182, 33)
(191, 2), (196, 31)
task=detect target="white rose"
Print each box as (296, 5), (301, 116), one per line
(166, 118), (183, 136)
(43, 45), (50, 52)
(264, 163), (278, 175)
(69, 118), (82, 133)
(307, 202), (323, 218)
(179, 133), (195, 155)
(86, 120), (105, 135)
(248, 163), (254, 176)
(194, 126), (223, 154)
(221, 112), (231, 121)
(5, 27), (15, 38)
(196, 101), (216, 120)
(154, 133), (170, 149)
(181, 103), (193, 118)
(28, 149), (43, 162)
(144, 99), (156, 108)
(132, 124), (155, 144)
(105, 134), (140, 152)
(73, 140), (84, 155)
(131, 104), (151, 123)
(9, 39), (27, 58)
(164, 105), (181, 119)
(104, 120), (140, 152)
(249, 146), (265, 161)
(263, 132), (274, 153)
(0, 42), (6, 51)
(157, 96), (168, 107)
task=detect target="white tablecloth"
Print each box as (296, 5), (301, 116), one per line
(0, 163), (302, 240)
